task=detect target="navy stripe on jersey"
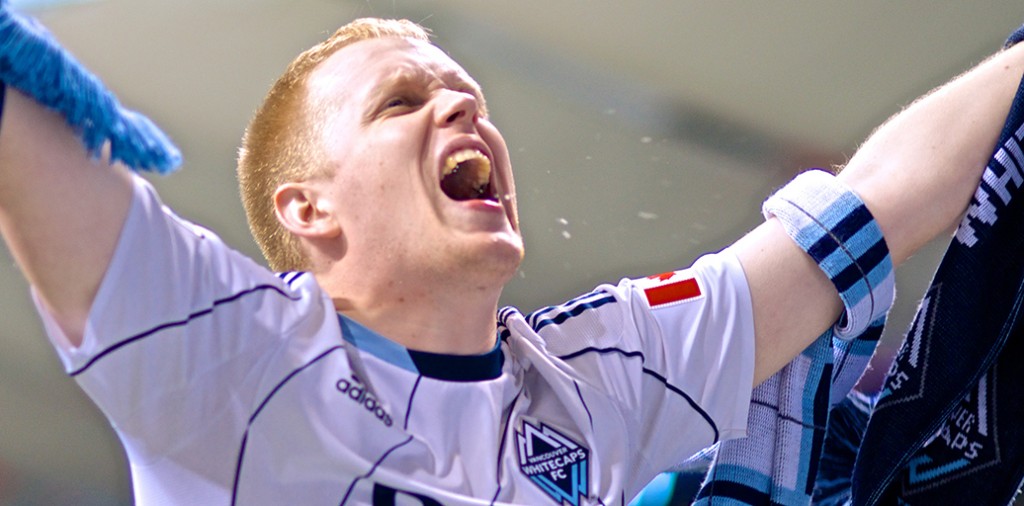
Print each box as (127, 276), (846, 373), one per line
(559, 347), (720, 443)
(574, 381), (595, 430)
(498, 306), (518, 322)
(489, 392), (522, 506)
(338, 435), (415, 505)
(70, 283), (301, 377)
(529, 291), (618, 333)
(404, 376), (422, 430)
(526, 291), (599, 327)
(276, 271), (307, 287)
(527, 289), (616, 330)
(231, 345), (345, 506)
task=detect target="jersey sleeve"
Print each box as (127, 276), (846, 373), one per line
(623, 251), (756, 443)
(529, 250), (755, 479)
(31, 174), (337, 469)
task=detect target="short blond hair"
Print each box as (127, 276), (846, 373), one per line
(238, 18), (431, 271)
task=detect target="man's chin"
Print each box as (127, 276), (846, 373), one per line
(456, 234), (524, 285)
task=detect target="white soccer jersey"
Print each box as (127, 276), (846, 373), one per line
(35, 175), (755, 505)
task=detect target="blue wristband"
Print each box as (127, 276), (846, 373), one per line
(762, 169), (895, 340)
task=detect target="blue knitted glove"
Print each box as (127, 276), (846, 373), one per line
(0, 0), (180, 173)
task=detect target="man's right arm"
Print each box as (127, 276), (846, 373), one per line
(734, 42), (1024, 385)
(0, 86), (133, 346)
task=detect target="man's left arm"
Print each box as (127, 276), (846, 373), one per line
(733, 42), (1024, 385)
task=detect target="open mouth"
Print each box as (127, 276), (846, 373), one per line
(440, 149), (497, 202)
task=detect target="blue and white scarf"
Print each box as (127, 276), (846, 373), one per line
(697, 27), (1024, 506)
(845, 46), (1024, 506)
(692, 169), (895, 505)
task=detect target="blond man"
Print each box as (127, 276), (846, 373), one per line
(1, 13), (1021, 505)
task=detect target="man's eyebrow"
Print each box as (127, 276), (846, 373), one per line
(362, 66), (490, 121)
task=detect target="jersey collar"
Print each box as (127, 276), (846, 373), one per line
(337, 314), (504, 382)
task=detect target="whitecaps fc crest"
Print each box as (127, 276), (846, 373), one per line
(515, 421), (589, 505)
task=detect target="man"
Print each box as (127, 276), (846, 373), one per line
(0, 11), (1021, 506)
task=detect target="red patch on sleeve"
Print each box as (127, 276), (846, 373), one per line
(644, 277), (701, 307)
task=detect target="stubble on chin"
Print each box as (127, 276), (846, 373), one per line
(434, 235), (523, 290)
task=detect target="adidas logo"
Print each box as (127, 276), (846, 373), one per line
(335, 374), (393, 427)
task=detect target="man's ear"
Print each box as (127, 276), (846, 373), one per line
(273, 182), (341, 239)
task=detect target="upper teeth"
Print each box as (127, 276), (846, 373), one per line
(444, 149), (491, 184)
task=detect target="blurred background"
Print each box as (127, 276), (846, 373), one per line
(0, 0), (1021, 503)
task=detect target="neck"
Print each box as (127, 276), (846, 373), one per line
(318, 271), (504, 356)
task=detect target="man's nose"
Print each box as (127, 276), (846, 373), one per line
(434, 90), (479, 127)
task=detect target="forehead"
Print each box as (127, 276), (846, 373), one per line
(308, 37), (481, 104)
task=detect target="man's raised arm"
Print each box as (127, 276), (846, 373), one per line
(734, 41), (1024, 385)
(0, 87), (133, 347)
(0, 5), (180, 347)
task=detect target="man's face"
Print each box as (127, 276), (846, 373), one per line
(306, 37), (523, 285)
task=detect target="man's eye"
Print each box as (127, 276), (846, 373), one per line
(385, 97), (412, 109)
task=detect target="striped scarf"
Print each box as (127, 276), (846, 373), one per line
(692, 169), (894, 504)
(697, 28), (1024, 506)
(846, 55), (1024, 506)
